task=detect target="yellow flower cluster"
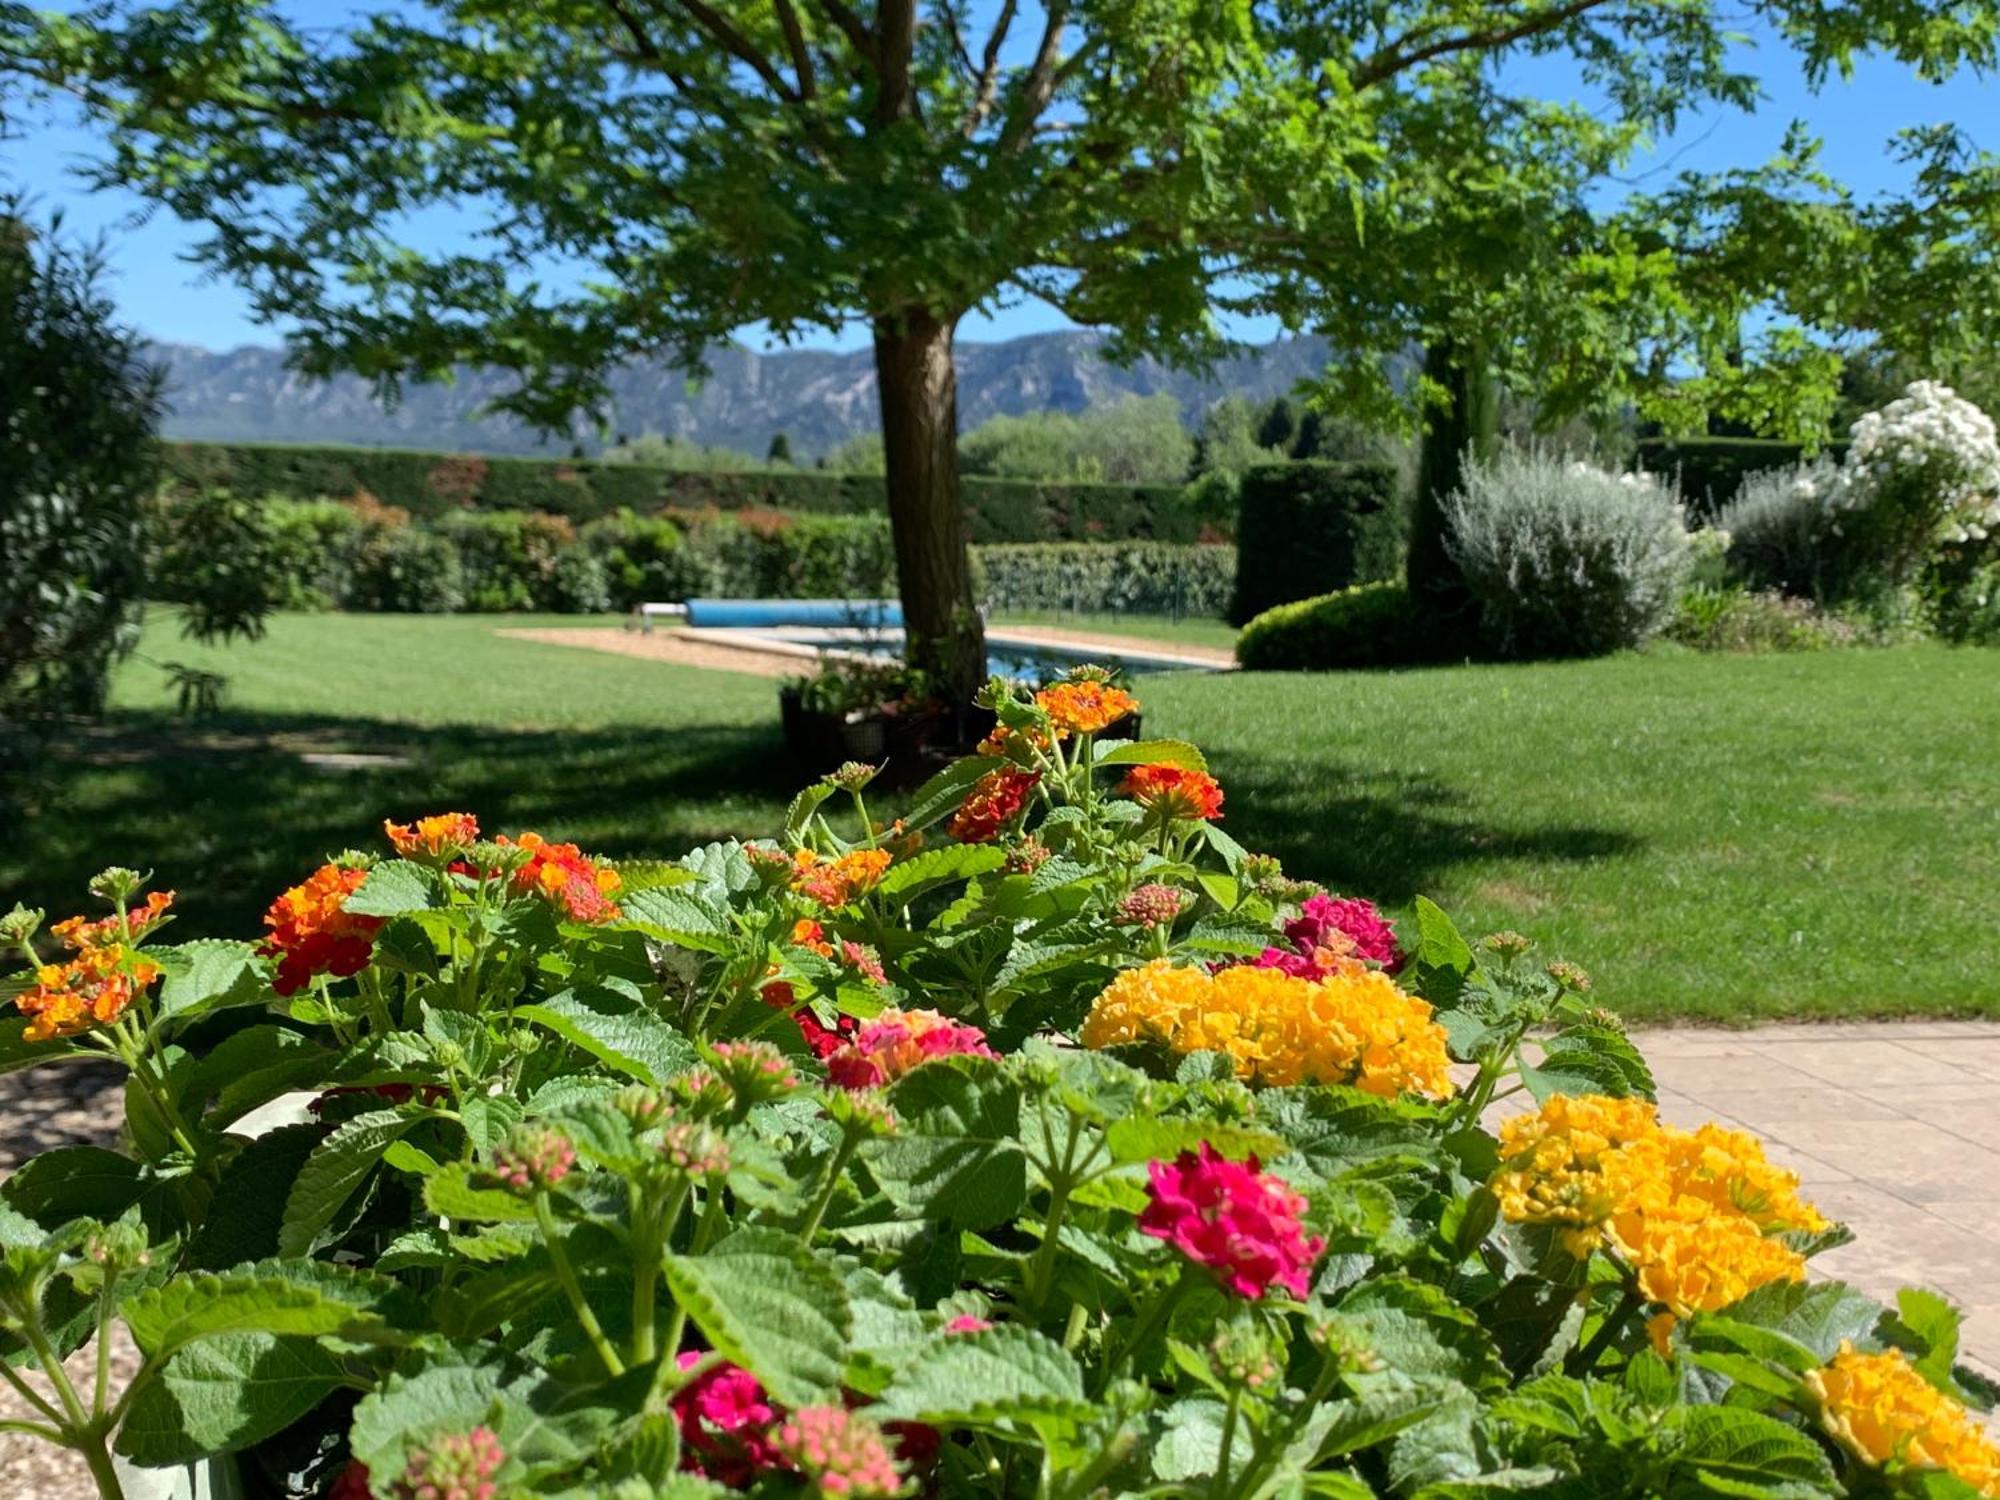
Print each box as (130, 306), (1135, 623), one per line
(1805, 1342), (2000, 1495)
(1492, 1095), (1830, 1342)
(1079, 959), (1454, 1099)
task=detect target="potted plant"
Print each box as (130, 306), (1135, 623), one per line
(779, 654), (945, 782)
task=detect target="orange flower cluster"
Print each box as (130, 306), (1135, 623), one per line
(790, 918), (835, 957)
(1806, 1342), (2000, 1494)
(948, 767), (1040, 843)
(1119, 763), (1224, 821)
(261, 865), (383, 997)
(384, 811), (480, 859)
(1080, 959), (1454, 1098)
(790, 848), (892, 908)
(1034, 680), (1139, 736)
(17, 893), (175, 1043)
(1491, 1095), (1830, 1346)
(498, 833), (622, 922)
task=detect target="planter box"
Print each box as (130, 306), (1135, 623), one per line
(778, 686), (949, 788)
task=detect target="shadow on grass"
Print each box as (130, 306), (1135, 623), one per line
(11, 709), (796, 938)
(1207, 746), (1643, 905)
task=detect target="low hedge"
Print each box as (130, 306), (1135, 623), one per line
(1228, 461), (1402, 624)
(976, 541), (1235, 618)
(1236, 580), (1451, 671)
(1633, 437), (1850, 517)
(159, 440), (1206, 542)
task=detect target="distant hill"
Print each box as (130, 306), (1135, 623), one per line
(151, 331), (1339, 458)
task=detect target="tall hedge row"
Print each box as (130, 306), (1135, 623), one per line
(1633, 437), (1851, 516)
(1228, 460), (1403, 624)
(159, 440), (1204, 542)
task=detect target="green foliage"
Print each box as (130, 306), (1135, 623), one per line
(1666, 587), (1860, 653)
(959, 396), (1196, 486)
(601, 433), (759, 471)
(976, 543), (1235, 619)
(1634, 438), (1850, 518)
(0, 208), (160, 727)
(1235, 581), (1444, 671)
(1229, 462), (1403, 624)
(1446, 452), (1693, 657)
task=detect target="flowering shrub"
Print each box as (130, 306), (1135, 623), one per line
(1, 668), (1993, 1499)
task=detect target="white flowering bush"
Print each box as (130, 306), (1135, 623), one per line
(1445, 451), (1692, 656)
(1843, 380), (2000, 545)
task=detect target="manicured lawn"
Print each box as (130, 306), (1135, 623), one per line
(990, 610), (1239, 651)
(11, 614), (1998, 1021)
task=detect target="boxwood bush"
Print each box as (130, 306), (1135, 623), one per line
(2, 681), (1989, 1500)
(1228, 461), (1402, 624)
(1235, 580), (1445, 670)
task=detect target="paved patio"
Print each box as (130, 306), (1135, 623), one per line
(1619, 1023), (2000, 1372)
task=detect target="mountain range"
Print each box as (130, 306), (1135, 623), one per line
(151, 331), (1336, 457)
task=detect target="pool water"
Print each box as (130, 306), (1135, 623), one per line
(770, 631), (1210, 680)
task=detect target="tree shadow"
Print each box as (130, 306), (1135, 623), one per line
(1206, 745), (1643, 905)
(12, 708), (798, 938)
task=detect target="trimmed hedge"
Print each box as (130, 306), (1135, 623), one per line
(1235, 580), (1447, 671)
(159, 440), (1205, 542)
(976, 542), (1235, 617)
(1228, 461), (1402, 624)
(1634, 437), (1850, 517)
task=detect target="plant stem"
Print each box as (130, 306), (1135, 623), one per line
(1570, 1287), (1645, 1374)
(1093, 1271), (1189, 1398)
(78, 1429), (126, 1500)
(533, 1192), (625, 1377)
(0, 1352), (65, 1427)
(797, 1129), (861, 1242)
(630, 1181), (690, 1367)
(1211, 1383), (1243, 1499)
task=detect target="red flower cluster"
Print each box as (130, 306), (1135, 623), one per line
(260, 865), (383, 997)
(673, 1353), (782, 1487)
(498, 833), (622, 922)
(948, 767), (1040, 844)
(1119, 763), (1224, 821)
(1284, 894), (1401, 971)
(761, 979), (858, 1061)
(1140, 1144), (1325, 1300)
(825, 1008), (996, 1090)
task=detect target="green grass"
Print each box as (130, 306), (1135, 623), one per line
(989, 610), (1239, 651)
(11, 614), (1999, 1022)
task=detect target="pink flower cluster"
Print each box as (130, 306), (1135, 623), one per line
(394, 1427), (504, 1500)
(773, 1406), (905, 1498)
(673, 1353), (781, 1488)
(1139, 1144), (1325, 1300)
(825, 1008), (996, 1091)
(1256, 893), (1402, 978)
(488, 1125), (575, 1194)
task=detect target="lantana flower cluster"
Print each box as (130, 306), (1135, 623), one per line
(1805, 1341), (2000, 1494)
(1255, 892), (1402, 977)
(260, 864), (382, 997)
(1081, 958), (1454, 1097)
(825, 1007), (996, 1090)
(1141, 1143), (1325, 1299)
(15, 891), (174, 1042)
(1491, 1094), (1828, 1345)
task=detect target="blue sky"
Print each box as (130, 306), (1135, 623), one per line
(1, 13), (1991, 354)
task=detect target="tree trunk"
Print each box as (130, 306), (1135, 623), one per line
(1407, 337), (1499, 622)
(872, 307), (985, 708)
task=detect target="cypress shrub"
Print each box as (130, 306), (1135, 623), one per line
(1228, 461), (1402, 624)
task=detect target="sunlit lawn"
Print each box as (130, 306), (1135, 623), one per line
(11, 613), (1998, 1022)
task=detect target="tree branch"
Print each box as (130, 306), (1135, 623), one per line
(667, 0), (799, 102)
(1353, 0), (1616, 88)
(807, 0), (873, 63)
(598, 0), (662, 61)
(771, 0), (816, 98)
(997, 0), (1067, 154)
(963, 0), (1017, 134)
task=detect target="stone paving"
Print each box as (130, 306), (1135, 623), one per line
(1543, 1022), (2000, 1373)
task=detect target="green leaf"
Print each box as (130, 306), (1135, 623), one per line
(516, 990), (695, 1085)
(1093, 738), (1208, 772)
(1295, 1385), (1455, 1462)
(1891, 1286), (1963, 1392)
(424, 1162), (538, 1224)
(151, 939), (269, 1023)
(1152, 1397), (1229, 1481)
(663, 1228), (851, 1407)
(1410, 896), (1473, 976)
(0, 1015), (85, 1076)
(874, 843), (1007, 899)
(617, 888), (730, 953)
(785, 784), (837, 839)
(1329, 1277), (1506, 1392)
(1195, 870), (1240, 911)
(867, 1060), (1027, 1229)
(1104, 1116), (1285, 1166)
(1666, 1405), (1836, 1488)
(278, 1106), (425, 1258)
(461, 1096), (525, 1157)
(115, 1332), (345, 1465)
(184, 1024), (333, 1127)
(903, 756), (1003, 831)
(2, 1146), (146, 1230)
(873, 1323), (1091, 1427)
(1522, 1023), (1656, 1102)
(344, 860), (440, 917)
(185, 1124), (323, 1269)
(121, 1271), (387, 1358)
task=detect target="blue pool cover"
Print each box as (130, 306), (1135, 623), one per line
(684, 598), (903, 629)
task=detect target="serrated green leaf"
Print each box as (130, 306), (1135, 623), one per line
(904, 755), (1004, 830)
(875, 843), (1007, 899)
(151, 939), (268, 1023)
(121, 1272), (386, 1358)
(867, 1061), (1027, 1229)
(664, 1228), (851, 1407)
(424, 1162), (539, 1224)
(873, 1323), (1090, 1426)
(278, 1107), (425, 1258)
(785, 784), (837, 839)
(618, 888), (729, 953)
(184, 1025), (333, 1128)
(516, 989), (694, 1084)
(1667, 1405), (1836, 1487)
(2, 1145), (146, 1230)
(1094, 738), (1207, 772)
(115, 1332), (345, 1465)
(344, 860), (439, 917)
